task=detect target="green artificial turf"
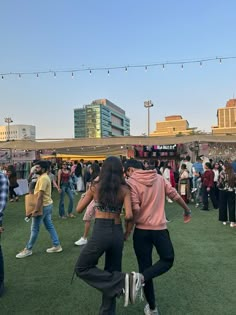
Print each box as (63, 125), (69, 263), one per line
(0, 192), (235, 314)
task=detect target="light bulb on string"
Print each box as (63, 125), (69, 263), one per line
(162, 64), (165, 70)
(181, 64), (184, 70)
(1, 75), (4, 80)
(36, 73), (39, 78)
(54, 72), (56, 78)
(200, 61), (202, 67)
(18, 74), (21, 78)
(107, 70), (110, 76)
(125, 67), (128, 72)
(71, 72), (74, 78)
(219, 58), (222, 64)
(89, 70), (92, 75)
(145, 66), (147, 72)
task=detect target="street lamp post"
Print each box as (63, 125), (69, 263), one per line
(4, 117), (13, 141)
(144, 100), (154, 136)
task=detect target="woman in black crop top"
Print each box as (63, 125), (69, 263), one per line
(75, 156), (133, 313)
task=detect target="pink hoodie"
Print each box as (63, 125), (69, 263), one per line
(126, 169), (181, 230)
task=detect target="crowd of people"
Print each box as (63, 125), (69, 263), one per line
(1, 153), (235, 314)
(0, 156), (192, 314)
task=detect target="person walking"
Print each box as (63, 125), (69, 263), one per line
(217, 161), (236, 227)
(74, 162), (100, 246)
(7, 167), (19, 202)
(57, 162), (75, 218)
(123, 159), (191, 315)
(16, 161), (62, 258)
(201, 162), (218, 211)
(75, 156), (134, 314)
(0, 171), (9, 297)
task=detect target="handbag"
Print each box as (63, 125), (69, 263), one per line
(25, 193), (43, 217)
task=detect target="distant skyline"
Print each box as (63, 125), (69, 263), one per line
(1, 1), (236, 139)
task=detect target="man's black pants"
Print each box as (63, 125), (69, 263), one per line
(133, 228), (174, 310)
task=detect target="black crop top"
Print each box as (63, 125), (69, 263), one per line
(94, 202), (123, 214)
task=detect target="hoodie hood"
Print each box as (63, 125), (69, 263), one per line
(128, 169), (158, 187)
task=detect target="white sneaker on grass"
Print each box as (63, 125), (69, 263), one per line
(74, 237), (88, 246)
(123, 273), (129, 307)
(46, 245), (63, 253)
(16, 248), (32, 259)
(129, 271), (144, 304)
(144, 303), (159, 315)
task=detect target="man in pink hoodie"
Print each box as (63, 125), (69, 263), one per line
(123, 159), (191, 315)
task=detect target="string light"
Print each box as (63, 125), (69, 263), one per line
(200, 61), (202, 67)
(181, 64), (184, 70)
(0, 55), (234, 79)
(107, 70), (110, 76)
(71, 72), (74, 78)
(1, 75), (4, 80)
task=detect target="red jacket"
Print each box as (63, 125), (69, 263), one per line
(202, 170), (214, 188)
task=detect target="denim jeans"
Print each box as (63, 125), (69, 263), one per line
(59, 184), (74, 217)
(0, 244), (4, 285)
(75, 219), (125, 315)
(26, 203), (60, 250)
(133, 228), (174, 310)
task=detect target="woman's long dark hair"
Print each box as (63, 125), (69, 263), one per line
(97, 156), (126, 207)
(224, 161), (236, 188)
(90, 162), (100, 182)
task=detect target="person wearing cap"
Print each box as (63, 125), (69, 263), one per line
(16, 160), (62, 258)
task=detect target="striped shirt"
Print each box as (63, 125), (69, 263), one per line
(0, 172), (9, 226)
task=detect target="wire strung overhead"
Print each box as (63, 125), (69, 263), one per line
(0, 56), (235, 79)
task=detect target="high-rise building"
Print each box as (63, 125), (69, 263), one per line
(0, 124), (36, 141)
(150, 115), (195, 136)
(212, 99), (236, 135)
(74, 99), (130, 138)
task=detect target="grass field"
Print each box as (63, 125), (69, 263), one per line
(0, 191), (236, 315)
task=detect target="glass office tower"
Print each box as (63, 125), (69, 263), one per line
(74, 99), (130, 138)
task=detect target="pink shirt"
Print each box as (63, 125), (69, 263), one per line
(126, 169), (181, 230)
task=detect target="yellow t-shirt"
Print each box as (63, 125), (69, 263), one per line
(34, 173), (53, 206)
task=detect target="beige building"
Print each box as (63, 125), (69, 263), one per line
(150, 115), (195, 136)
(0, 124), (36, 141)
(212, 99), (236, 135)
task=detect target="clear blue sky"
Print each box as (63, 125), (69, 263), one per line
(1, 0), (236, 139)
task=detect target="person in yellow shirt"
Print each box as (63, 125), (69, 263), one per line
(16, 161), (62, 259)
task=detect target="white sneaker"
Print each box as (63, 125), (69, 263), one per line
(74, 237), (88, 246)
(124, 273), (129, 307)
(144, 303), (159, 315)
(46, 245), (63, 253)
(129, 272), (143, 304)
(222, 222), (227, 225)
(230, 222), (235, 227)
(16, 248), (32, 259)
